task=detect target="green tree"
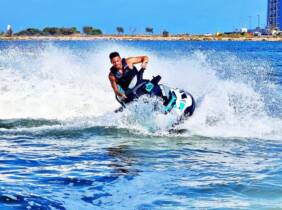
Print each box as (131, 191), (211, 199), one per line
(83, 26), (93, 34)
(163, 30), (169, 37)
(91, 28), (102, 35)
(145, 27), (153, 34)
(83, 26), (102, 35)
(116, 27), (124, 34)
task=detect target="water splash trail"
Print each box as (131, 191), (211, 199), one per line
(0, 42), (281, 140)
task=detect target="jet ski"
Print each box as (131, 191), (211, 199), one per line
(115, 68), (195, 121)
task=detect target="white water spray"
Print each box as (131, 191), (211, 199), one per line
(0, 42), (281, 139)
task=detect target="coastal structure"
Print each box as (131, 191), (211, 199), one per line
(6, 24), (13, 36)
(267, 0), (282, 30)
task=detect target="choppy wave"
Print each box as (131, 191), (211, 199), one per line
(0, 42), (281, 140)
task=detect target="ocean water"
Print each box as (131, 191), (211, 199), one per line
(0, 40), (282, 210)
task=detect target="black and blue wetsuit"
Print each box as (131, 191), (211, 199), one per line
(110, 58), (138, 92)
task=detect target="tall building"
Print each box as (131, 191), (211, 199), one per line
(267, 0), (282, 30)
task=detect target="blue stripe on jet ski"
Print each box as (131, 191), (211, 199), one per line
(165, 94), (176, 112)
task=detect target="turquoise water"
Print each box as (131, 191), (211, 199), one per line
(0, 40), (282, 209)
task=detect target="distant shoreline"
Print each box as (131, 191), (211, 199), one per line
(1, 34), (282, 42)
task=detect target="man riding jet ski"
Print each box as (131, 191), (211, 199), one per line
(108, 52), (195, 120)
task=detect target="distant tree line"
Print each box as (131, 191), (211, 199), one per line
(15, 28), (44, 36)
(8, 25), (170, 36)
(14, 26), (103, 36)
(116, 26), (169, 37)
(116, 27), (154, 34)
(43, 27), (79, 35)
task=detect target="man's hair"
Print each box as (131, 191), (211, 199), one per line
(109, 52), (120, 60)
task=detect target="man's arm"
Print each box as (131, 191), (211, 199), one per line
(126, 56), (149, 69)
(108, 73), (127, 99)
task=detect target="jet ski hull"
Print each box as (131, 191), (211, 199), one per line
(115, 69), (195, 120)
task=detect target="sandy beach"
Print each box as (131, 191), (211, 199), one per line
(1, 34), (282, 41)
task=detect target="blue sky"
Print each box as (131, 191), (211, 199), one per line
(0, 0), (267, 34)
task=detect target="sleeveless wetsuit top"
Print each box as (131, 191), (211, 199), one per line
(110, 58), (138, 91)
